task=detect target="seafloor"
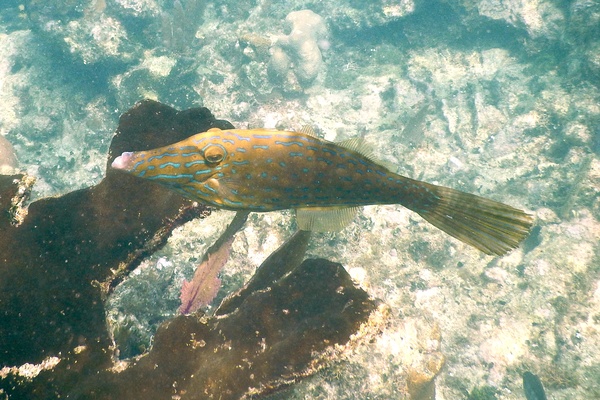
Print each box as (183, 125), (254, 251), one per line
(1, 0), (599, 398)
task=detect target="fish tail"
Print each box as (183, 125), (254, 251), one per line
(406, 182), (534, 256)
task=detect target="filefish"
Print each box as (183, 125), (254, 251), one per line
(111, 127), (534, 256)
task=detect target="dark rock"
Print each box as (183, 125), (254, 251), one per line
(70, 258), (376, 399)
(0, 99), (227, 370)
(0, 100), (378, 399)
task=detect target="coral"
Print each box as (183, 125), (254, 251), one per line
(0, 135), (18, 174)
(179, 211), (249, 314)
(160, 0), (206, 52)
(269, 10), (329, 87)
(0, 100), (222, 369)
(0, 101), (381, 399)
(475, 0), (565, 39)
(1, 0), (599, 396)
(268, 46), (291, 78)
(63, 15), (135, 64)
(72, 253), (379, 399)
(468, 385), (499, 400)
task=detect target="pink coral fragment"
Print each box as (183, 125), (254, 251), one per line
(179, 237), (234, 314)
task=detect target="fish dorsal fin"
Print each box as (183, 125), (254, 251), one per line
(295, 206), (360, 232)
(336, 137), (376, 161)
(300, 125), (373, 158)
(301, 127), (396, 171)
(337, 137), (398, 172)
(299, 125), (317, 137)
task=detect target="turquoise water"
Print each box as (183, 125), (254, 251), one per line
(1, 0), (599, 398)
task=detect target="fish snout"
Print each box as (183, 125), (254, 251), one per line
(111, 152), (135, 170)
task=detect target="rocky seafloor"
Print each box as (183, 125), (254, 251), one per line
(1, 0), (599, 398)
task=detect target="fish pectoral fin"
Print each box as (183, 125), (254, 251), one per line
(206, 177), (255, 208)
(295, 206), (360, 232)
(205, 177), (221, 192)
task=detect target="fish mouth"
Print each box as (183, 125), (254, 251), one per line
(111, 152), (134, 170)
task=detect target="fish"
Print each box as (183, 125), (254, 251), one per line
(111, 127), (534, 256)
(523, 371), (547, 400)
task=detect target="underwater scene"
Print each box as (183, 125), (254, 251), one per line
(0, 0), (599, 399)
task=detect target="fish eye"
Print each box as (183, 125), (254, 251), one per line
(204, 144), (226, 165)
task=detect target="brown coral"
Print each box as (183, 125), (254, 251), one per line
(0, 100), (380, 399)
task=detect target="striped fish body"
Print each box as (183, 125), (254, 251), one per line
(112, 127), (534, 256)
(112, 128), (433, 212)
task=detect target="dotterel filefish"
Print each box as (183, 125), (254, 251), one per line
(111, 127), (534, 256)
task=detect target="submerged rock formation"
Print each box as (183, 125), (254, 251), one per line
(268, 10), (329, 87)
(0, 100), (387, 399)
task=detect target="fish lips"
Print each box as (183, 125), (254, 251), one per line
(111, 152), (135, 171)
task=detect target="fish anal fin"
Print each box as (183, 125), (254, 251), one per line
(296, 206), (360, 232)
